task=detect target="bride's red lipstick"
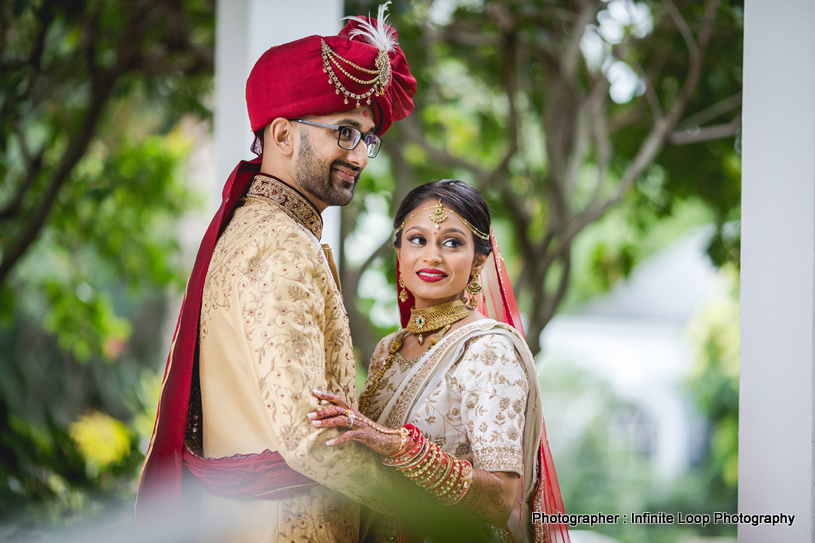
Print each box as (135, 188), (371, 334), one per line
(417, 268), (447, 282)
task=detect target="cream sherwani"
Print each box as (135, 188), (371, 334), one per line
(195, 174), (391, 542)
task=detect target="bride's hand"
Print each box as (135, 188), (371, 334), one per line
(308, 389), (402, 456)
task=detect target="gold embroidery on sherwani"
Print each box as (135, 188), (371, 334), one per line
(246, 173), (323, 239)
(197, 189), (392, 542)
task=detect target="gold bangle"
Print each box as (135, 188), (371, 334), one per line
(383, 437), (424, 467)
(435, 457), (463, 498)
(402, 440), (431, 471)
(396, 427), (410, 453)
(426, 455), (455, 492)
(445, 461), (473, 505)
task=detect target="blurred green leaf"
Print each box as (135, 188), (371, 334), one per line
(0, 0), (213, 521)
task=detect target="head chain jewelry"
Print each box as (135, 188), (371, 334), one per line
(321, 39), (392, 108)
(395, 200), (489, 241)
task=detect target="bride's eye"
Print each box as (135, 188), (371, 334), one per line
(408, 235), (426, 246)
(442, 237), (463, 248)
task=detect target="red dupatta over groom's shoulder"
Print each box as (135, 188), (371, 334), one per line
(136, 158), (265, 520)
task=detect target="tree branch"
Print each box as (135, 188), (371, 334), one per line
(588, 77), (612, 210)
(0, 138), (46, 222)
(400, 115), (489, 177)
(678, 91), (742, 129)
(669, 113), (741, 145)
(561, 1), (598, 81)
(479, 24), (520, 192)
(541, 251), (572, 330)
(551, 0), (723, 253)
(0, 3), (153, 285)
(667, 0), (721, 119)
(613, 42), (664, 120)
(662, 0), (698, 65)
(0, 77), (116, 285)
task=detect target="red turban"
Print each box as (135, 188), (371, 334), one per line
(246, 14), (416, 137)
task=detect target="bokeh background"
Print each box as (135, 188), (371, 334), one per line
(0, 1), (742, 541)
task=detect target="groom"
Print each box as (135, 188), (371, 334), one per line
(136, 8), (416, 542)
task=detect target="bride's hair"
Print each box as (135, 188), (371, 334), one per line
(393, 180), (492, 256)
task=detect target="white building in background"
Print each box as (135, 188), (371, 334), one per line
(541, 230), (729, 479)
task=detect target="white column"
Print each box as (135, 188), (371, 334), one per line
(215, 0), (344, 253)
(740, 1), (815, 541)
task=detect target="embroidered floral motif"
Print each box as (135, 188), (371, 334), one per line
(197, 196), (393, 538)
(455, 443), (470, 456)
(279, 423), (302, 452)
(368, 324), (529, 476)
(394, 351), (421, 372)
(286, 283), (310, 302)
(479, 347), (499, 366)
(473, 445), (523, 475)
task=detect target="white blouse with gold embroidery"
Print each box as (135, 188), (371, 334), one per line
(363, 328), (529, 476)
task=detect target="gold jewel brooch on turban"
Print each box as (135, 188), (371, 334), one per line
(322, 3), (396, 108)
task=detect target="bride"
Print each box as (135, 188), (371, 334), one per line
(309, 180), (569, 543)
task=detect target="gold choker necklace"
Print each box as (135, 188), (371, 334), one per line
(407, 300), (471, 344)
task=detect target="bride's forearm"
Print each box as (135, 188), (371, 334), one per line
(308, 406), (520, 528)
(381, 428), (519, 527)
(458, 469), (519, 527)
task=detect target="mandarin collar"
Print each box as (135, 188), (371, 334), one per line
(246, 174), (323, 239)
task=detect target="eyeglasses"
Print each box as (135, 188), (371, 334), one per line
(290, 119), (381, 158)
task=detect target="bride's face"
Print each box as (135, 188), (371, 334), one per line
(396, 199), (485, 309)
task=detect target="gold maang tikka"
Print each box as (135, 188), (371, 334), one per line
(395, 200), (490, 241)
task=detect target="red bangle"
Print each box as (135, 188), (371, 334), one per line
(384, 425), (422, 462)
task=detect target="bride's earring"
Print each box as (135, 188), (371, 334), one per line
(398, 275), (409, 303)
(466, 273), (482, 308)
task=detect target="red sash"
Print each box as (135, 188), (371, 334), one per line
(182, 448), (316, 500)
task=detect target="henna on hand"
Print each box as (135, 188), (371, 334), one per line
(308, 389), (402, 456)
(308, 391), (518, 526)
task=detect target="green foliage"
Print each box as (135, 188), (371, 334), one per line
(542, 355), (737, 543)
(686, 267), (740, 492)
(0, 0), (214, 523)
(564, 196), (716, 308)
(342, 0), (743, 356)
(68, 412), (132, 478)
